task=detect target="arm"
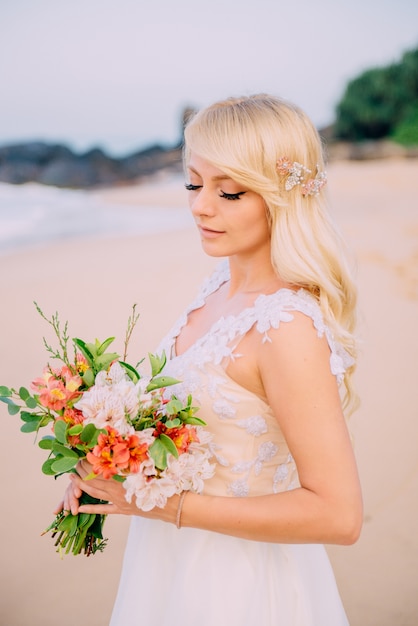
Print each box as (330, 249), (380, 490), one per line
(182, 313), (362, 544)
(66, 313), (362, 544)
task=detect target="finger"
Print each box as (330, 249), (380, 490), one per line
(71, 473), (107, 501)
(53, 500), (64, 515)
(78, 503), (117, 515)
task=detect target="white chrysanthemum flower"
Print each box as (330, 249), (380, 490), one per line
(165, 448), (215, 493)
(75, 364), (140, 435)
(124, 471), (177, 511)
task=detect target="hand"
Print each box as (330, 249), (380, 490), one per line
(64, 460), (182, 524)
(53, 474), (83, 517)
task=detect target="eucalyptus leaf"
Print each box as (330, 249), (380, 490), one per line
(38, 437), (54, 450)
(42, 458), (57, 475)
(54, 420), (67, 444)
(52, 442), (79, 458)
(80, 423), (98, 444)
(0, 386), (12, 396)
(20, 411), (39, 422)
(19, 387), (30, 401)
(52, 456), (79, 473)
(68, 424), (83, 435)
(8, 403), (21, 415)
(164, 418), (182, 428)
(25, 397), (38, 409)
(20, 420), (40, 433)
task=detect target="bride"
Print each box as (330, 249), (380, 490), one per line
(60, 94), (363, 625)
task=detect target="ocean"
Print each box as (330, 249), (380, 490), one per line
(0, 181), (193, 256)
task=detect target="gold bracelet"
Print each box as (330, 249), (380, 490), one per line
(175, 491), (187, 529)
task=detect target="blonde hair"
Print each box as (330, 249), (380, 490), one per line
(184, 94), (358, 414)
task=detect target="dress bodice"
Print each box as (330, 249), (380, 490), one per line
(157, 261), (353, 498)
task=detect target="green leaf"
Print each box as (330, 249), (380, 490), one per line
(95, 353), (119, 371)
(73, 339), (95, 365)
(82, 368), (95, 387)
(19, 387), (30, 401)
(20, 411), (39, 422)
(25, 396), (38, 409)
(148, 351), (166, 377)
(51, 442), (79, 458)
(42, 458), (57, 475)
(164, 418), (182, 428)
(0, 396), (18, 407)
(20, 420), (40, 433)
(8, 403), (20, 416)
(97, 337), (116, 356)
(182, 416), (207, 426)
(80, 423), (99, 444)
(149, 437), (168, 470)
(54, 420), (67, 444)
(164, 397), (183, 415)
(52, 455), (79, 473)
(38, 437), (54, 450)
(112, 474), (126, 483)
(159, 433), (179, 458)
(0, 386), (12, 396)
(68, 424), (83, 436)
(146, 375), (180, 392)
(119, 361), (140, 383)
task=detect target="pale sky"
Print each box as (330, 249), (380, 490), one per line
(1, 0), (417, 155)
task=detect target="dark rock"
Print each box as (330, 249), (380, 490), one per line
(0, 140), (183, 188)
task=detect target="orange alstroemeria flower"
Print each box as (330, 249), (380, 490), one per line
(170, 425), (199, 454)
(87, 427), (132, 479)
(124, 434), (149, 474)
(32, 366), (83, 412)
(60, 407), (85, 445)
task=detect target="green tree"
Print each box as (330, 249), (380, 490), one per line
(334, 46), (418, 142)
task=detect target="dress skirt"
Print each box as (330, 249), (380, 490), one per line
(110, 517), (349, 626)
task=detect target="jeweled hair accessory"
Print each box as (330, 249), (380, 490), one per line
(276, 157), (327, 196)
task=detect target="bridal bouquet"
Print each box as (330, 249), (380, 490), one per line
(0, 304), (214, 556)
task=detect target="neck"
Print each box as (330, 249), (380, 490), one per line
(226, 252), (286, 297)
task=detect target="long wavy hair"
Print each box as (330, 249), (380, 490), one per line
(183, 94), (358, 414)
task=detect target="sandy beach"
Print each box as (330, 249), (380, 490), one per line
(0, 159), (417, 626)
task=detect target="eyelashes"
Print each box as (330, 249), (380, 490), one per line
(219, 191), (246, 201)
(184, 183), (246, 201)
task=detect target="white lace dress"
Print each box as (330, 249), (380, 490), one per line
(110, 262), (352, 626)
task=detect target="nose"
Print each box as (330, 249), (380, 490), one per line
(189, 187), (216, 219)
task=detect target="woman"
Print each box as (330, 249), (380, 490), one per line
(62, 94), (363, 625)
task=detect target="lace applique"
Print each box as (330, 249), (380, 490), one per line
(212, 399), (236, 420)
(236, 415), (268, 436)
(228, 441), (279, 497)
(160, 261), (353, 385)
(254, 442), (278, 475)
(228, 478), (250, 497)
(273, 454), (299, 493)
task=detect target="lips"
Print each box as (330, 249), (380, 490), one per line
(198, 225), (225, 238)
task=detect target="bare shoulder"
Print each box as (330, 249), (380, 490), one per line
(258, 308), (332, 372)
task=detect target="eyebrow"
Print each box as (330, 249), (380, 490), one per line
(187, 166), (232, 182)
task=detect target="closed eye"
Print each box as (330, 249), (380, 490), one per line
(219, 191), (246, 201)
(184, 183), (202, 191)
